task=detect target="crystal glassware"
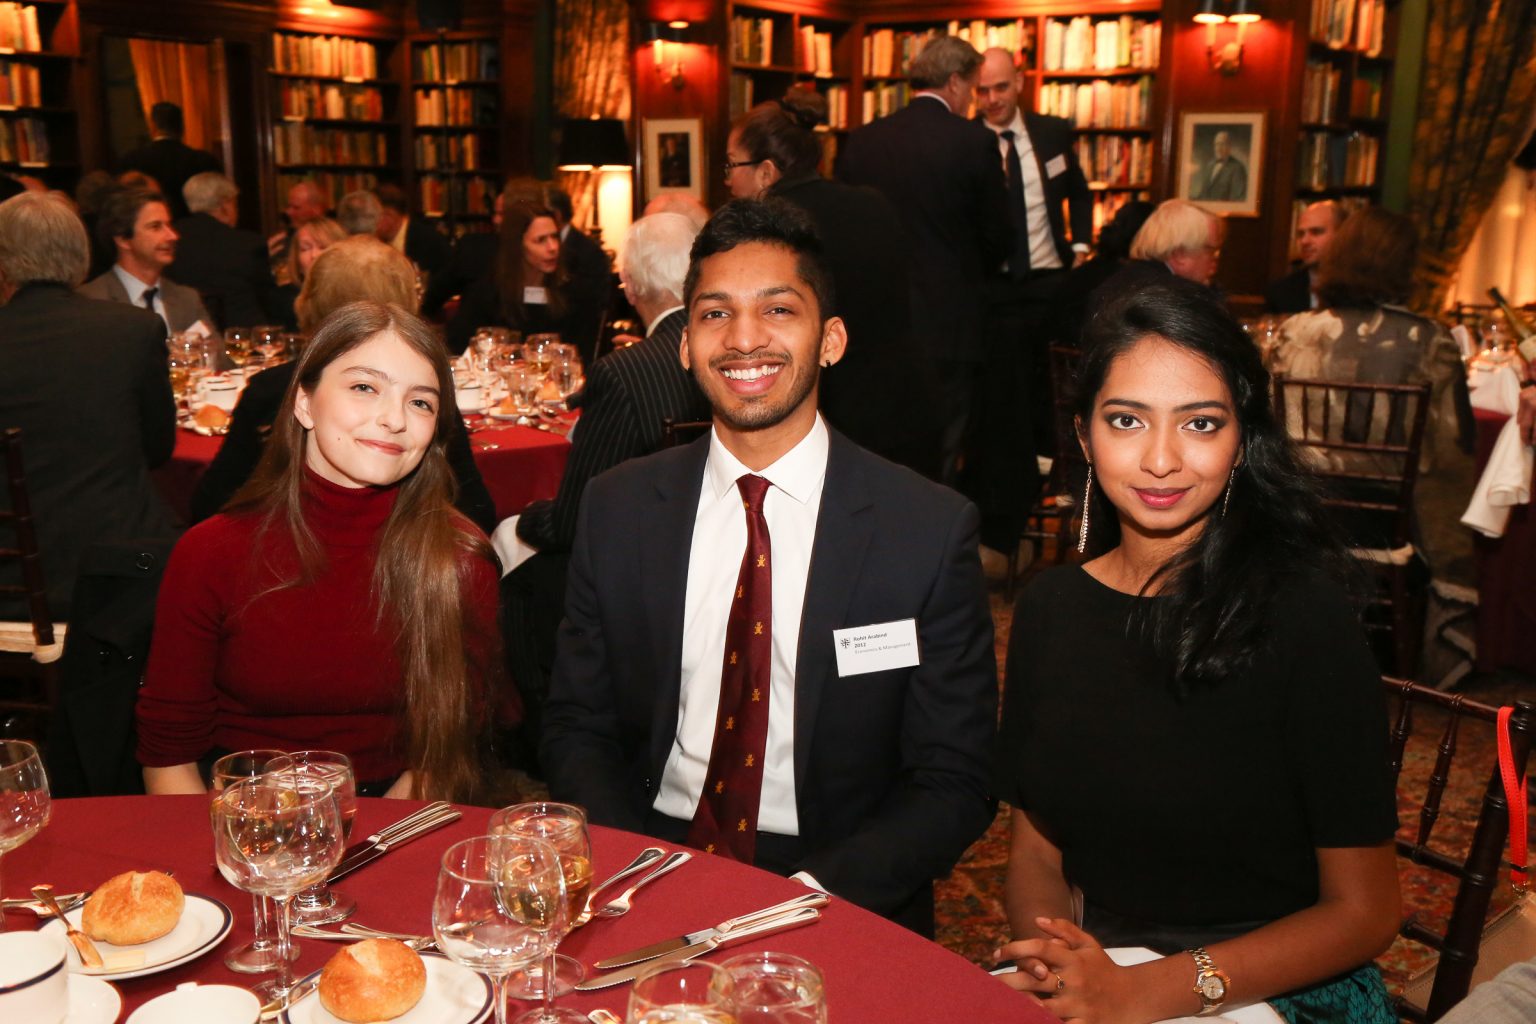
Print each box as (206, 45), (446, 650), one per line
(210, 750), (296, 973)
(211, 772), (342, 1001)
(225, 327), (252, 369)
(284, 750), (357, 926)
(434, 834), (568, 1024)
(721, 952), (827, 1024)
(252, 325), (285, 365)
(627, 961), (736, 1024)
(490, 802), (591, 1021)
(0, 740), (50, 928)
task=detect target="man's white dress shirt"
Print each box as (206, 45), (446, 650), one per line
(112, 264), (170, 332)
(985, 109), (1063, 271)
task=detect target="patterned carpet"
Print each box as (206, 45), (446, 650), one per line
(933, 591), (1536, 999)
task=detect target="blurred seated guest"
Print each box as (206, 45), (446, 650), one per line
(138, 301), (503, 801)
(995, 279), (1400, 1023)
(1050, 200), (1155, 349)
(116, 101), (220, 220)
(374, 183), (450, 278)
(0, 192), (178, 618)
(269, 180), (329, 264)
(189, 236), (495, 533)
(1521, 381), (1536, 445)
(117, 170), (162, 194)
(445, 198), (606, 358)
(1092, 199), (1224, 302)
(270, 216), (346, 331)
(80, 186), (211, 335)
(545, 183), (612, 295)
(1438, 957), (1536, 1024)
(337, 189), (383, 237)
(74, 170), (117, 279)
(724, 87), (941, 478)
(642, 192), (710, 231)
(1265, 200), (1346, 315)
(168, 172), (274, 329)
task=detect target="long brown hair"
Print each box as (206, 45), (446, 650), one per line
(1315, 206), (1417, 309)
(495, 199), (567, 325)
(229, 301), (495, 802)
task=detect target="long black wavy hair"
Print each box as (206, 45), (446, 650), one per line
(1074, 277), (1351, 693)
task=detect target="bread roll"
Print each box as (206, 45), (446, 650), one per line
(193, 405), (231, 430)
(318, 938), (427, 1023)
(81, 870), (184, 945)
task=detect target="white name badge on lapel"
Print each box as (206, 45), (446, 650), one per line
(1045, 155), (1067, 179)
(833, 618), (921, 677)
(523, 285), (549, 305)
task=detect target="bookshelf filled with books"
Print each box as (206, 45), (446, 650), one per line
(0, 0), (79, 187)
(727, 3), (855, 161)
(409, 33), (499, 224)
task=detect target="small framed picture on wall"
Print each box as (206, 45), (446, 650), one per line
(1177, 111), (1266, 217)
(642, 118), (704, 202)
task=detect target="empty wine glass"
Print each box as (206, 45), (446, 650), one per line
(253, 325), (285, 365)
(490, 802), (591, 1021)
(627, 961), (735, 1024)
(225, 327), (252, 369)
(434, 834), (568, 1024)
(210, 750), (296, 973)
(212, 772), (342, 1001)
(284, 750), (358, 925)
(0, 740), (50, 927)
(722, 952), (827, 1024)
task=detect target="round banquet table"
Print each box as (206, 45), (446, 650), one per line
(5, 796), (1050, 1022)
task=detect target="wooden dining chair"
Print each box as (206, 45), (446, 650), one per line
(1383, 677), (1536, 1021)
(660, 417), (711, 448)
(1015, 345), (1087, 597)
(1273, 376), (1432, 678)
(0, 428), (64, 746)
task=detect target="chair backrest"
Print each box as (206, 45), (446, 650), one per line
(1046, 345), (1086, 495)
(1272, 375), (1431, 550)
(1382, 676), (1536, 1021)
(0, 428), (55, 646)
(660, 417), (711, 449)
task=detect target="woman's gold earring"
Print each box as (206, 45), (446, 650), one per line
(1077, 465), (1094, 554)
(1221, 465), (1236, 517)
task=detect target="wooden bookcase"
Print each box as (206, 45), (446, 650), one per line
(0, 0), (79, 190)
(407, 31), (500, 233)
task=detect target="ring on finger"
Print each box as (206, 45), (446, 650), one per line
(1053, 972), (1065, 992)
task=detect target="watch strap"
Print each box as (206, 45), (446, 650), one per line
(1187, 946), (1230, 1015)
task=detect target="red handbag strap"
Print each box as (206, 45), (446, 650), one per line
(1498, 706), (1529, 893)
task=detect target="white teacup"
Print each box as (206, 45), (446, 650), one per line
(0, 930), (69, 1024)
(199, 376), (242, 411)
(126, 981), (260, 1024)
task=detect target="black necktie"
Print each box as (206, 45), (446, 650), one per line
(141, 287), (158, 311)
(1000, 129), (1031, 280)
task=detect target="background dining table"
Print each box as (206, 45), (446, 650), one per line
(6, 795), (1051, 1022)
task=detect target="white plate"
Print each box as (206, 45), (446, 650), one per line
(67, 974), (122, 1024)
(42, 893), (233, 980)
(280, 952), (493, 1024)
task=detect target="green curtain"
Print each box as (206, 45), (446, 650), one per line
(553, 0), (630, 227)
(1406, 0), (1536, 313)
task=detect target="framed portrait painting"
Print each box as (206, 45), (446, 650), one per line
(1177, 111), (1266, 217)
(642, 117), (704, 202)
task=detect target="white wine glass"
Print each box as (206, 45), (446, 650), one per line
(627, 961), (735, 1024)
(0, 740), (50, 928)
(284, 750), (357, 925)
(434, 834), (568, 1024)
(212, 773), (342, 1001)
(490, 802), (591, 1021)
(210, 749), (295, 973)
(225, 327), (252, 369)
(722, 952), (826, 1024)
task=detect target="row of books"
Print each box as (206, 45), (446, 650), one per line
(1074, 135), (1153, 188)
(1300, 60), (1342, 124)
(861, 82), (910, 124)
(273, 124), (389, 167)
(1042, 16), (1160, 73)
(278, 171), (378, 210)
(1091, 191), (1144, 241)
(418, 173), (496, 218)
(414, 133), (484, 171)
(0, 114), (46, 164)
(731, 16), (778, 67)
(1297, 130), (1379, 190)
(0, 3), (41, 53)
(935, 19), (1032, 63)
(863, 22), (1029, 79)
(277, 81), (385, 123)
(1037, 77), (1153, 131)
(1350, 68), (1384, 119)
(731, 75), (852, 131)
(1311, 0), (1386, 56)
(0, 58), (41, 107)
(823, 85), (850, 130)
(414, 87), (497, 127)
(413, 41), (496, 83)
(272, 33), (380, 80)
(798, 26), (835, 77)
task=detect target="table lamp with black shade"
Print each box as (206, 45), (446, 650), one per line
(557, 117), (632, 250)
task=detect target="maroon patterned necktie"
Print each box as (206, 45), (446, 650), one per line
(686, 474), (773, 863)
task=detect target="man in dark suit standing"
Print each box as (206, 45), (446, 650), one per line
(116, 102), (220, 221)
(541, 198), (997, 935)
(374, 183), (451, 279)
(1264, 200), (1345, 314)
(168, 172), (275, 329)
(839, 35), (1012, 483)
(0, 193), (179, 619)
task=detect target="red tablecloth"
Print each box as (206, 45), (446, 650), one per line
(156, 423), (570, 523)
(1472, 407), (1536, 675)
(5, 796), (1048, 1022)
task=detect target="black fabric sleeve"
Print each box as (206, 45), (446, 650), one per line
(189, 367), (286, 522)
(137, 318), (177, 468)
(994, 580), (1050, 810)
(444, 415), (497, 536)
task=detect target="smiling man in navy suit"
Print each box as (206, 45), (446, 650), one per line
(541, 198), (997, 936)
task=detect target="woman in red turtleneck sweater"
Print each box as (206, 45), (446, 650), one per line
(138, 301), (502, 801)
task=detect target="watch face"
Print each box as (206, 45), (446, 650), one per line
(1199, 974), (1227, 1001)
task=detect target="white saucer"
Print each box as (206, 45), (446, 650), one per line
(67, 974), (122, 1024)
(43, 893), (234, 980)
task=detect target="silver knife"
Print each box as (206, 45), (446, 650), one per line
(593, 891), (828, 968)
(327, 807), (461, 883)
(332, 801), (453, 876)
(576, 906), (822, 991)
(259, 975), (321, 1020)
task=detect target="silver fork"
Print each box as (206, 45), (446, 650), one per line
(594, 850), (692, 919)
(297, 923), (437, 952)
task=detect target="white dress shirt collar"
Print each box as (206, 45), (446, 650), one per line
(646, 304), (686, 336)
(986, 107), (1028, 142)
(913, 91), (951, 113)
(388, 215), (409, 252)
(704, 414), (829, 508)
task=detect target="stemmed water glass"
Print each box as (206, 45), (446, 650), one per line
(721, 952), (827, 1024)
(627, 961), (736, 1024)
(253, 326), (286, 366)
(434, 835), (568, 1024)
(284, 750), (357, 925)
(210, 750), (296, 973)
(225, 327), (252, 370)
(0, 740), (50, 928)
(211, 772), (343, 1001)
(490, 802), (591, 1022)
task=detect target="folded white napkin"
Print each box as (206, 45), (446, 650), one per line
(491, 515), (539, 578)
(1462, 415), (1534, 538)
(1469, 362), (1523, 415)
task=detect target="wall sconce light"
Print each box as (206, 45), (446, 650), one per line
(647, 21), (691, 90)
(1195, 0), (1261, 75)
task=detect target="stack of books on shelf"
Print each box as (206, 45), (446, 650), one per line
(861, 20), (1031, 79)
(1038, 77), (1152, 129)
(1042, 16), (1159, 72)
(1091, 192), (1135, 240)
(278, 171), (378, 208)
(278, 81), (384, 122)
(948, 19), (1032, 59)
(729, 74), (753, 118)
(414, 88), (496, 127)
(1300, 60), (1342, 123)
(731, 15), (777, 66)
(1311, 0), (1385, 55)
(1074, 135), (1151, 187)
(418, 173), (496, 218)
(824, 84), (849, 130)
(861, 81), (910, 124)
(1297, 130), (1379, 190)
(0, 58), (41, 107)
(798, 25), (834, 77)
(0, 3), (40, 53)
(414, 42), (496, 82)
(272, 34), (379, 80)
(0, 115), (48, 163)
(274, 124), (388, 167)
(414, 133), (482, 171)
(1349, 68), (1384, 119)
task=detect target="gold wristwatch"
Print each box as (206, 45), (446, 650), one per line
(1187, 947), (1230, 1015)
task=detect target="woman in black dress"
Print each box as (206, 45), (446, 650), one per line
(994, 278), (1400, 1023)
